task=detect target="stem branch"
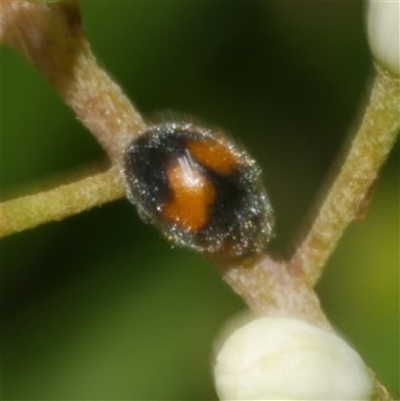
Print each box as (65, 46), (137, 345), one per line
(1, 167), (124, 237)
(1, 0), (147, 166)
(290, 67), (399, 286)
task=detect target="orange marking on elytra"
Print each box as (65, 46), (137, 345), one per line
(187, 139), (238, 175)
(162, 157), (216, 232)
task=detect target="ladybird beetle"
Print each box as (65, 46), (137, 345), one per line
(123, 121), (274, 257)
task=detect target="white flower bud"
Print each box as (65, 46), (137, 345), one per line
(367, 0), (400, 76)
(214, 317), (373, 400)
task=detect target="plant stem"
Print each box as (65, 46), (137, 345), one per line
(212, 254), (333, 331)
(0, 167), (124, 237)
(289, 66), (399, 286)
(1, 0), (145, 237)
(1, 0), (147, 166)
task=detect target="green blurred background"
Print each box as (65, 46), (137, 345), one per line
(1, 2), (398, 399)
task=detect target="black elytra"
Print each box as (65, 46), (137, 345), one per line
(123, 122), (274, 257)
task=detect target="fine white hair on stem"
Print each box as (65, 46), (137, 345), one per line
(214, 317), (373, 400)
(367, 0), (400, 76)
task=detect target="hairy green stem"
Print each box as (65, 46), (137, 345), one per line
(290, 66), (399, 286)
(0, 167), (124, 237)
